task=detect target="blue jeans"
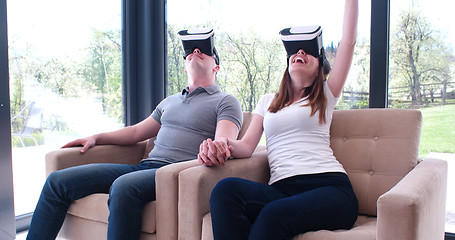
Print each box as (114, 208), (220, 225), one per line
(210, 172), (359, 240)
(27, 161), (168, 240)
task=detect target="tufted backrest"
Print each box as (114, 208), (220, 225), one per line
(330, 109), (422, 216)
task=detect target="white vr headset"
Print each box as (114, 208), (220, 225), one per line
(178, 28), (220, 65)
(280, 25), (326, 66)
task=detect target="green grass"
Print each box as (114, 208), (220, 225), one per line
(419, 104), (455, 157)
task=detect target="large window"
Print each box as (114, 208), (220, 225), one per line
(167, 0), (371, 111)
(4, 0), (453, 236)
(390, 0), (455, 233)
(168, 0), (455, 235)
(7, 0), (122, 218)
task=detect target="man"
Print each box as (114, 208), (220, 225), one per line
(27, 28), (243, 240)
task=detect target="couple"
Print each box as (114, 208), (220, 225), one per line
(28, 0), (358, 239)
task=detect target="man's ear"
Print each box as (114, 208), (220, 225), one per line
(213, 65), (220, 73)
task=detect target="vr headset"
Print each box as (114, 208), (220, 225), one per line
(178, 28), (220, 65)
(280, 25), (326, 66)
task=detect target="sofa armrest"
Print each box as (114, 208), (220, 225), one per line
(177, 150), (269, 240)
(155, 159), (202, 240)
(377, 158), (448, 240)
(45, 141), (147, 176)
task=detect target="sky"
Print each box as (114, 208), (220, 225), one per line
(7, 0), (121, 59)
(167, 0), (455, 51)
(167, 0), (362, 44)
(6, 0), (455, 59)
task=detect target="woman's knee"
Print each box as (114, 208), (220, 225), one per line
(214, 177), (243, 190)
(210, 177), (245, 202)
(254, 201), (286, 225)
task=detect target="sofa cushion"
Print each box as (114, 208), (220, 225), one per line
(293, 215), (377, 240)
(201, 213), (376, 240)
(67, 193), (156, 234)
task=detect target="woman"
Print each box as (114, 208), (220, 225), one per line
(198, 0), (359, 239)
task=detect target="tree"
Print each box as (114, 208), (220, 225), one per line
(337, 38), (370, 109)
(36, 58), (85, 97)
(167, 26), (187, 95)
(219, 32), (284, 112)
(79, 29), (122, 121)
(390, 9), (453, 106)
(9, 53), (27, 119)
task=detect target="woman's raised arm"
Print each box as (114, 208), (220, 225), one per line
(327, 0), (359, 98)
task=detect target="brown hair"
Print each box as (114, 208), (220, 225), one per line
(268, 61), (331, 124)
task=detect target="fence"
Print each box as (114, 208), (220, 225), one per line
(339, 81), (455, 109)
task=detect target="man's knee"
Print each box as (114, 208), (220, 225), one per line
(109, 175), (133, 197)
(109, 173), (153, 206)
(45, 170), (68, 193)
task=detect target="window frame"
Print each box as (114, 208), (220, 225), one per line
(0, 0), (16, 238)
(369, 0), (389, 108)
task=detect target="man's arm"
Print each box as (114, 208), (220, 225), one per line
(62, 115), (161, 153)
(198, 93), (243, 166)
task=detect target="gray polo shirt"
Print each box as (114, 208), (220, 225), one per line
(146, 85), (242, 163)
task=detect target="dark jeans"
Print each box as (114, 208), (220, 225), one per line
(210, 172), (359, 240)
(27, 161), (168, 240)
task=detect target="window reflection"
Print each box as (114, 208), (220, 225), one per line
(8, 0), (122, 216)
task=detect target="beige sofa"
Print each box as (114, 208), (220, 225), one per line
(45, 112), (254, 240)
(177, 109), (448, 240)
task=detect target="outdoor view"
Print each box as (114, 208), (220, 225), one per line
(166, 0), (371, 111)
(390, 2), (455, 156)
(8, 0), (122, 217)
(6, 0), (455, 234)
(389, 1), (455, 231)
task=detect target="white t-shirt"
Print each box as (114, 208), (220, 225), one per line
(254, 81), (346, 185)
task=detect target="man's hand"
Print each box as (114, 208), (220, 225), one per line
(198, 137), (231, 167)
(61, 136), (96, 153)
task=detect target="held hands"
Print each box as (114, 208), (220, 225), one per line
(198, 137), (231, 167)
(61, 136), (96, 153)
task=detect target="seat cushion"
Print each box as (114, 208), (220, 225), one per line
(201, 213), (376, 240)
(293, 215), (377, 240)
(67, 193), (156, 234)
